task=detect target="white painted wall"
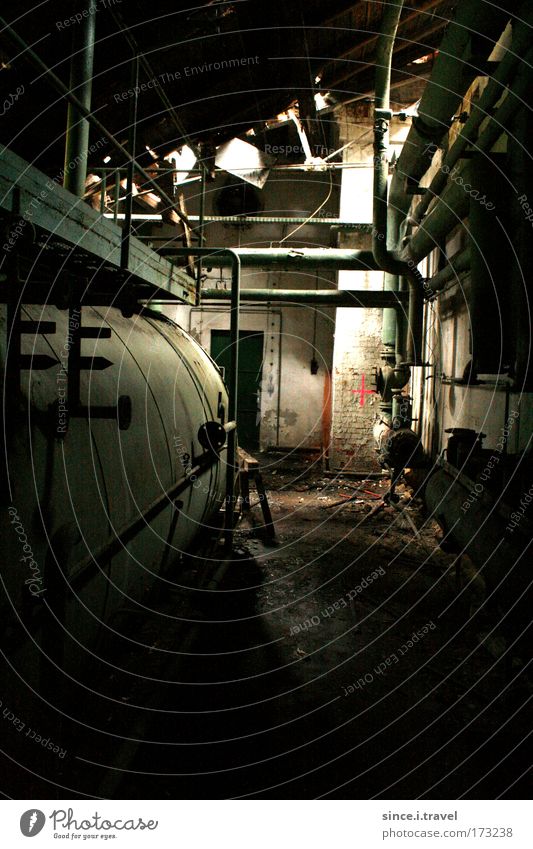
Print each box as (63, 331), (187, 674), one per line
(155, 167), (339, 450)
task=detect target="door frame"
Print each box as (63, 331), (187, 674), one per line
(188, 307), (282, 450)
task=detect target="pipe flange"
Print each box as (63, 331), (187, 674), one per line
(412, 115), (450, 145)
(198, 421), (226, 454)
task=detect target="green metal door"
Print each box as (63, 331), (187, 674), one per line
(211, 330), (264, 450)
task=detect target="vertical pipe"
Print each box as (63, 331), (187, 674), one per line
(195, 167), (207, 305)
(121, 54), (140, 270)
(407, 283), (424, 365)
(382, 272), (399, 358)
(224, 251), (241, 547)
(63, 2), (96, 197)
(395, 276), (408, 362)
(371, 0), (425, 365)
(373, 0), (405, 271)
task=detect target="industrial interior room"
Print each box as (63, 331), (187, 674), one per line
(0, 0), (531, 801)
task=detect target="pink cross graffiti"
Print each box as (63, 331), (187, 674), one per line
(351, 374), (376, 406)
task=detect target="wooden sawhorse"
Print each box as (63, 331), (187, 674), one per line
(237, 448), (276, 540)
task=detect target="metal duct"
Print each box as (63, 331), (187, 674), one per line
(468, 154), (512, 376)
(63, 2), (96, 197)
(413, 8), (533, 226)
(190, 248), (379, 272)
(428, 248), (470, 294)
(389, 1), (511, 229)
(506, 66), (533, 389)
(405, 50), (533, 267)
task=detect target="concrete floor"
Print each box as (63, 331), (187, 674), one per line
(6, 452), (531, 799)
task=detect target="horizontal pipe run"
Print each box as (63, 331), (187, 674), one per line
(154, 289), (409, 308)
(105, 213), (372, 228)
(160, 247), (380, 271)
(195, 216), (369, 228)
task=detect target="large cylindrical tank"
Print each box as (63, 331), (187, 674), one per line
(1, 303), (228, 693)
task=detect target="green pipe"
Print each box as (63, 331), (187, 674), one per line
(428, 249), (470, 293)
(414, 12), (533, 225)
(113, 171), (120, 224)
(373, 0), (406, 277)
(405, 51), (533, 268)
(195, 167), (207, 305)
(395, 277), (408, 362)
(112, 215), (371, 229)
(99, 172), (106, 214)
(120, 53), (140, 271)
(372, 0), (425, 365)
(382, 273), (399, 356)
(405, 168), (471, 264)
(389, 0), (510, 228)
(200, 289), (408, 308)
(165, 247), (379, 271)
(63, 2), (95, 197)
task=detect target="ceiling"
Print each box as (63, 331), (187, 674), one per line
(0, 1), (456, 174)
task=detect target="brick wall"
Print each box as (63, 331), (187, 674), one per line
(329, 106), (410, 471)
(330, 281), (383, 471)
